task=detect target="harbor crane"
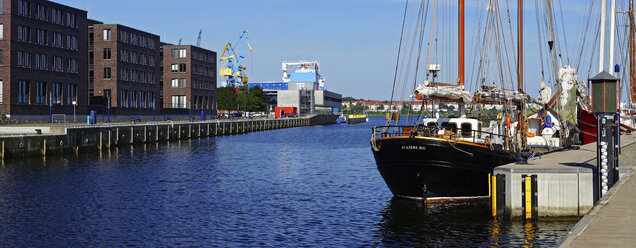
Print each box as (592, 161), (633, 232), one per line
(220, 30), (253, 87)
(196, 29), (202, 46)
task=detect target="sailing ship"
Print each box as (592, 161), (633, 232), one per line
(371, 0), (577, 199)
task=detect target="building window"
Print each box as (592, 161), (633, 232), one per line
(36, 5), (46, 20)
(67, 84), (76, 105)
(52, 56), (62, 71)
(139, 91), (145, 108)
(35, 82), (46, 104)
(103, 48), (111, 60)
(171, 64), (178, 73)
(171, 49), (178, 58)
(172, 95), (186, 109)
(35, 29), (46, 45)
(17, 25), (31, 42)
(171, 79), (179, 88)
(23, 52), (29, 67)
(71, 59), (77, 73)
(179, 79), (186, 88)
(51, 83), (62, 104)
(130, 91), (137, 108)
(179, 49), (186, 58)
(18, 81), (29, 104)
(148, 92), (154, 108)
(179, 64), (186, 73)
(0, 81), (3, 104)
(18, 0), (30, 17)
(66, 13), (76, 28)
(103, 29), (111, 41)
(52, 32), (61, 47)
(39, 54), (47, 70)
(0, 24), (3, 40)
(120, 89), (127, 107)
(104, 68), (111, 79)
(17, 51), (23, 67)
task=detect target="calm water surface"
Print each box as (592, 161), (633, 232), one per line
(0, 117), (576, 247)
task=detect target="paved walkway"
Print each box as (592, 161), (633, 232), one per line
(560, 135), (636, 247)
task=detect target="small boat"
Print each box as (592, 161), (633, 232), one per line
(336, 114), (347, 124)
(347, 114), (368, 125)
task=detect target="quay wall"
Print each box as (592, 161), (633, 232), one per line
(493, 135), (636, 218)
(0, 116), (333, 160)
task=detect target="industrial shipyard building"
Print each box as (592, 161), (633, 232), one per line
(248, 61), (342, 115)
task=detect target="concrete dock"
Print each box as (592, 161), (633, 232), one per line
(0, 115), (337, 160)
(558, 142), (636, 247)
(493, 135), (636, 218)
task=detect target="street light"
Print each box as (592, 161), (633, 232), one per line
(72, 100), (77, 122)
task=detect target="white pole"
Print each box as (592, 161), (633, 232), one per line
(609, 0), (616, 74)
(600, 0), (607, 73)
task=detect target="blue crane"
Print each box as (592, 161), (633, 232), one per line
(219, 30), (253, 88)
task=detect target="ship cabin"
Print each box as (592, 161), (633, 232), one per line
(421, 117), (483, 139)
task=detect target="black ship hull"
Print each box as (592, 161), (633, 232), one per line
(347, 117), (367, 125)
(372, 136), (516, 198)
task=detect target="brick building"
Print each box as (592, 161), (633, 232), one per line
(161, 44), (216, 115)
(89, 22), (160, 113)
(0, 0), (88, 119)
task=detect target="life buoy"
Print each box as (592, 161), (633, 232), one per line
(472, 95), (479, 103)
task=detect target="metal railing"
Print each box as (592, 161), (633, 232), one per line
(372, 125), (508, 145)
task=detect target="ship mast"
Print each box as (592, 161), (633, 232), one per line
(518, 0), (526, 149)
(600, 0), (607, 73)
(630, 0), (636, 106)
(609, 0), (616, 75)
(459, 0), (465, 86)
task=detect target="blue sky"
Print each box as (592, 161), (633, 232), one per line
(56, 0), (629, 101)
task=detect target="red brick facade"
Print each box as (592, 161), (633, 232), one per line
(90, 23), (160, 111)
(0, 0), (88, 117)
(161, 45), (216, 113)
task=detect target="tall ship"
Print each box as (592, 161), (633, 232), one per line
(371, 0), (585, 199)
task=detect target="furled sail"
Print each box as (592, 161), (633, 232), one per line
(411, 81), (472, 103)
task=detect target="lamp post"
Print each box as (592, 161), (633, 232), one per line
(590, 70), (620, 198)
(107, 96), (111, 122)
(72, 100), (77, 122)
(49, 92), (52, 123)
(152, 98), (156, 121)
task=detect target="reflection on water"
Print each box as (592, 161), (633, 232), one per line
(377, 198), (575, 247)
(0, 117), (577, 247)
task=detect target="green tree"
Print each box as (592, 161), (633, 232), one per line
(377, 104), (385, 110)
(217, 86), (238, 111)
(217, 85), (268, 112)
(246, 86), (267, 112)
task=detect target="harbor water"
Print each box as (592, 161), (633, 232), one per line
(0, 116), (576, 247)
